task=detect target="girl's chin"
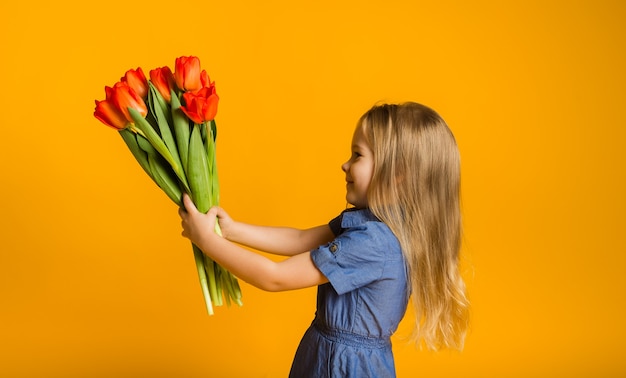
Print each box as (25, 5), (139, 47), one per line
(345, 196), (367, 209)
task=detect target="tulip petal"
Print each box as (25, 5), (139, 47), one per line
(112, 83), (147, 122)
(175, 56), (202, 92)
(149, 66), (175, 102)
(123, 68), (148, 99)
(94, 100), (127, 130)
(202, 94), (219, 122)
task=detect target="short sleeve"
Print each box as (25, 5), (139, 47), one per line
(328, 213), (343, 236)
(311, 222), (391, 295)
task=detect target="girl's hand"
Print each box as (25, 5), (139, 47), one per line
(209, 204), (236, 240)
(178, 193), (329, 291)
(178, 193), (219, 247)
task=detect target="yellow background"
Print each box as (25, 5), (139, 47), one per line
(1, 0), (625, 377)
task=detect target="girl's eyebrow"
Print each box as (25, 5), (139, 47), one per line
(353, 142), (370, 151)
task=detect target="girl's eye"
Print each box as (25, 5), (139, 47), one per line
(353, 152), (362, 158)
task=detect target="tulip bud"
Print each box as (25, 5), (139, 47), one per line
(94, 98), (128, 130)
(150, 66), (176, 102)
(200, 70), (212, 88)
(122, 68), (148, 99)
(174, 56), (202, 92)
(180, 85), (219, 124)
(111, 82), (148, 123)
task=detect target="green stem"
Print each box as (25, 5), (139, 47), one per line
(220, 267), (231, 307)
(192, 244), (213, 315)
(128, 107), (191, 194)
(204, 257), (221, 306)
(229, 270), (244, 306)
(214, 261), (223, 305)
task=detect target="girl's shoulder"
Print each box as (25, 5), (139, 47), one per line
(329, 208), (400, 257)
(329, 208), (380, 236)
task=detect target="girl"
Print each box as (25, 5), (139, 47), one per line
(179, 102), (470, 377)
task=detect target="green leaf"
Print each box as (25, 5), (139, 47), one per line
(148, 85), (188, 191)
(120, 129), (184, 206)
(211, 166), (220, 206)
(136, 132), (158, 155)
(148, 82), (171, 122)
(129, 108), (174, 162)
(119, 129), (154, 181)
(205, 125), (220, 207)
(187, 124), (211, 213)
(210, 119), (217, 142)
(128, 107), (191, 194)
(148, 153), (182, 206)
(171, 91), (191, 174)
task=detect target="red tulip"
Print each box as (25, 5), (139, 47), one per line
(94, 95), (128, 130)
(200, 70), (212, 88)
(150, 66), (176, 102)
(121, 68), (148, 99)
(111, 82), (148, 123)
(174, 56), (202, 92)
(180, 85), (219, 124)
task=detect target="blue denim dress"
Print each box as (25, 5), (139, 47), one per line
(289, 209), (409, 377)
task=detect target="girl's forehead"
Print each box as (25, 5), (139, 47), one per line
(351, 125), (372, 149)
(351, 124), (365, 141)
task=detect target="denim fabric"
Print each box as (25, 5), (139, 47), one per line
(289, 209), (409, 378)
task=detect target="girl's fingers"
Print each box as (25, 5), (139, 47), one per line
(182, 193), (198, 214)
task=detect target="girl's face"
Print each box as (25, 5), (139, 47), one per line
(341, 125), (374, 208)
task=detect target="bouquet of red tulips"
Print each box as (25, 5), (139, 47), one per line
(94, 56), (242, 314)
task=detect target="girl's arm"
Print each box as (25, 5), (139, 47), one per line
(213, 205), (334, 256)
(179, 194), (330, 291)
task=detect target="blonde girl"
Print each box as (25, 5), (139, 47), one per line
(179, 102), (469, 377)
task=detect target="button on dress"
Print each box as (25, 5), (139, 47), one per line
(289, 209), (409, 377)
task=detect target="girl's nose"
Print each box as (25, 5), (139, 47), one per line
(341, 160), (349, 173)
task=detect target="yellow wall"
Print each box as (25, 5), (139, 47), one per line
(1, 0), (625, 376)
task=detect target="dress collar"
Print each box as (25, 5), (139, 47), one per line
(340, 208), (380, 228)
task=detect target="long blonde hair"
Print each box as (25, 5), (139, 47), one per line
(361, 102), (469, 350)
